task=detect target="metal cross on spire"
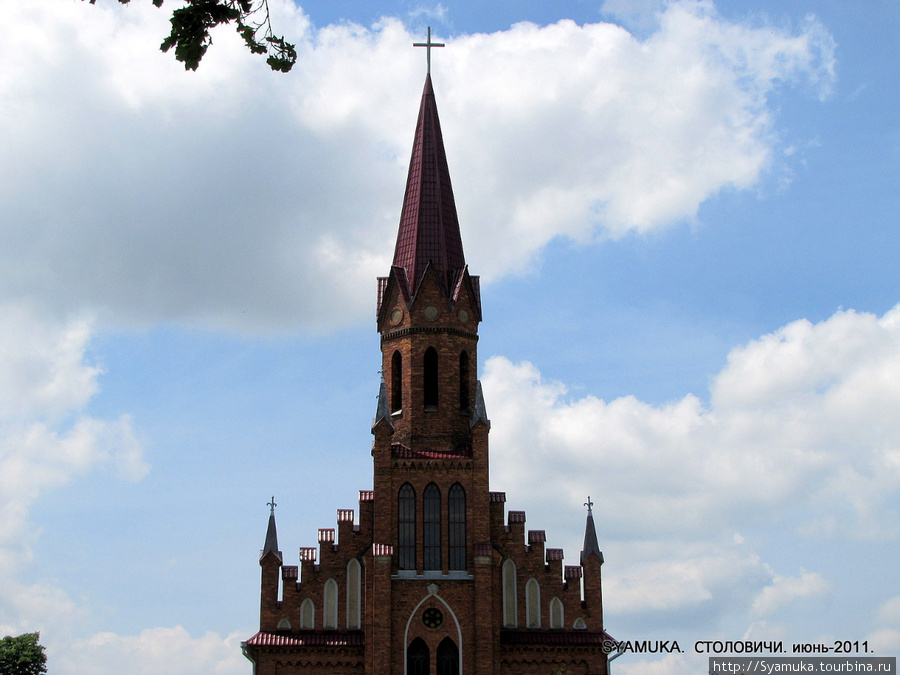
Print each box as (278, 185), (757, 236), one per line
(413, 26), (445, 75)
(267, 496), (277, 516)
(584, 496), (594, 514)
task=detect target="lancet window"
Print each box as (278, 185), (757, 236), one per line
(448, 483), (466, 570)
(526, 578), (541, 627)
(550, 596), (564, 629)
(424, 347), (439, 409)
(300, 598), (314, 629)
(459, 351), (470, 412)
(398, 483), (416, 570)
(324, 578), (338, 629)
(391, 350), (402, 412)
(436, 637), (459, 675)
(407, 637), (429, 675)
(502, 559), (517, 627)
(424, 483), (441, 570)
(346, 559), (361, 629)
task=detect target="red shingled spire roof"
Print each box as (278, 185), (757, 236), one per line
(392, 74), (465, 295)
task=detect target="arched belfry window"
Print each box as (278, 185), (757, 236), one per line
(398, 484), (416, 570)
(407, 638), (430, 675)
(424, 483), (441, 571)
(459, 351), (470, 412)
(424, 347), (438, 409)
(437, 637), (459, 675)
(448, 483), (466, 571)
(391, 350), (402, 413)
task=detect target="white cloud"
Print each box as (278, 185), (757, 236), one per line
(865, 596), (900, 655)
(606, 542), (768, 616)
(58, 626), (247, 675)
(0, 0), (835, 333)
(0, 306), (100, 423)
(878, 595), (900, 624)
(485, 304), (900, 541)
(482, 303), (900, 643)
(0, 305), (148, 573)
(0, 304), (149, 658)
(751, 569), (831, 617)
(0, 306), (246, 674)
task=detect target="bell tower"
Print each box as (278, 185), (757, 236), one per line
(375, 74), (484, 455)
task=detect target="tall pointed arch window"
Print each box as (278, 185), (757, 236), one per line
(398, 483), (416, 570)
(550, 597), (564, 629)
(526, 578), (541, 628)
(407, 638), (430, 675)
(459, 351), (470, 412)
(448, 483), (466, 571)
(424, 347), (439, 409)
(502, 559), (517, 627)
(437, 637), (459, 675)
(324, 578), (338, 629)
(391, 350), (402, 413)
(424, 483), (441, 571)
(346, 559), (361, 629)
(300, 598), (315, 629)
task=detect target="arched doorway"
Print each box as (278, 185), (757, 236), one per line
(407, 637), (429, 675)
(436, 637), (459, 675)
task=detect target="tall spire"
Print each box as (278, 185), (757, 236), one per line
(392, 74), (466, 296)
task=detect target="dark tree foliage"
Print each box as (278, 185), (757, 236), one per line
(0, 633), (48, 675)
(85, 0), (297, 72)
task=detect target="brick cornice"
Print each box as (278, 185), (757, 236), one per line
(380, 325), (478, 343)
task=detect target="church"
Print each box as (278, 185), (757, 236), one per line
(242, 42), (613, 674)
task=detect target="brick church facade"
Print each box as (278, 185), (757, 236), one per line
(242, 71), (613, 675)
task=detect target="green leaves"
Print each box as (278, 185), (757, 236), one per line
(265, 35), (297, 73)
(160, 0), (241, 71)
(0, 633), (48, 675)
(85, 0), (297, 73)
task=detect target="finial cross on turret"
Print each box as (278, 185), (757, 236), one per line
(584, 496), (594, 514)
(267, 496), (277, 515)
(413, 26), (444, 75)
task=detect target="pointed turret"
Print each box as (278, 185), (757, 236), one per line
(392, 74), (466, 297)
(259, 497), (282, 632)
(581, 497), (603, 564)
(580, 496), (604, 630)
(262, 497), (281, 561)
(372, 374), (394, 432)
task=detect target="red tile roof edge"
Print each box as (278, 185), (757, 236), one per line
(243, 631), (365, 647)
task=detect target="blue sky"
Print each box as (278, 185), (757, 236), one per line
(0, 0), (898, 672)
